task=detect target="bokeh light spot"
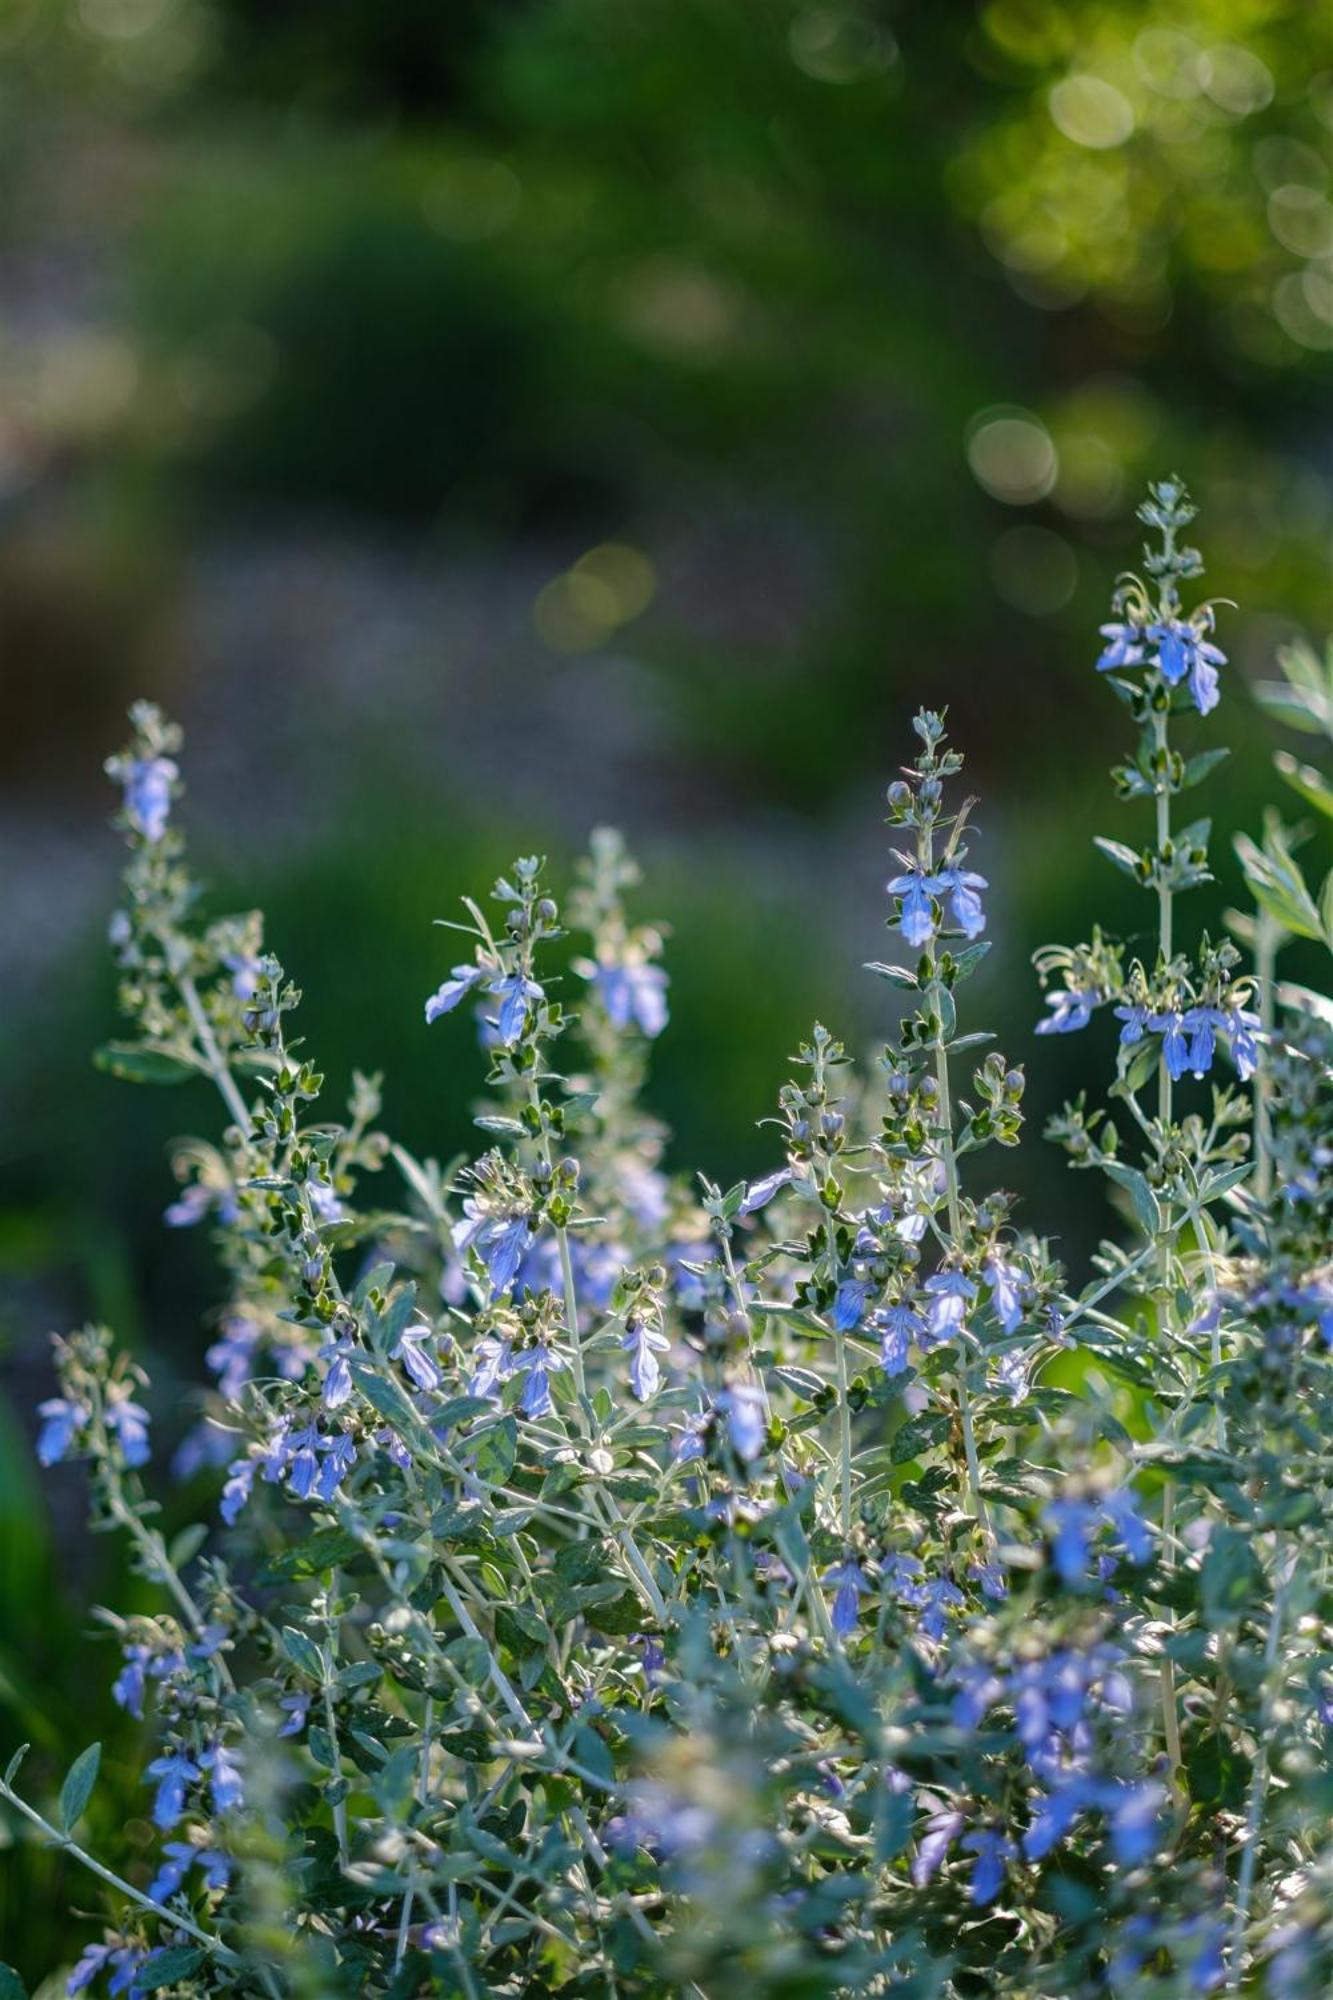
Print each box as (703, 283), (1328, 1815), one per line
(1048, 74), (1135, 150)
(966, 409), (1058, 504)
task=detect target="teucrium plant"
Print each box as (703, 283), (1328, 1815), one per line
(4, 484), (1333, 1999)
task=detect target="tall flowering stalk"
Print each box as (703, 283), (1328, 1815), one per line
(5, 490), (1333, 1998)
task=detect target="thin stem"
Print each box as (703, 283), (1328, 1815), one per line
(0, 1777), (238, 1965)
(178, 969), (252, 1136)
(1152, 703), (1184, 1786)
(1253, 913), (1278, 1205)
(1227, 1549), (1289, 1985)
(835, 1324), (853, 1542)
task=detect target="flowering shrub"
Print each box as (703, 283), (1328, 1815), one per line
(4, 481), (1333, 1998)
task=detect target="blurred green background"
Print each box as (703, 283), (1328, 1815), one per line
(2, 0), (1331, 1978)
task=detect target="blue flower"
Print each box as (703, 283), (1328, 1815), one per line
(469, 1335), (514, 1400)
(922, 1270), (976, 1345)
(723, 1382), (767, 1462)
(738, 1167), (793, 1215)
(1115, 1002), (1148, 1045)
(221, 1455), (257, 1525)
(36, 1395), (86, 1467)
(205, 1317), (259, 1398)
(1106, 1779), (1165, 1866)
(314, 1430), (357, 1502)
(320, 1341), (354, 1410)
(875, 1303), (921, 1377)
(200, 1741), (243, 1814)
(69, 1942), (119, 1995)
(122, 756), (177, 842)
(887, 870), (940, 951)
(1097, 620), (1145, 673)
(962, 1828), (1016, 1907)
(474, 1215), (532, 1297)
(832, 1278), (871, 1332)
(278, 1692), (309, 1737)
(145, 1749), (200, 1829)
(995, 1347), (1031, 1402)
(1150, 620), (1225, 715)
(985, 1256), (1024, 1334)
(594, 959), (669, 1037)
(1152, 1009), (1191, 1081)
(916, 1575), (965, 1642)
(105, 1388), (151, 1467)
(624, 1319), (670, 1400)
(425, 964), (485, 1024)
(1022, 1776), (1096, 1861)
(491, 974), (545, 1046)
(285, 1423), (323, 1501)
(671, 1410), (710, 1464)
(939, 867), (987, 939)
(1043, 1496), (1101, 1590)
(146, 1840), (194, 1904)
(826, 1559), (868, 1637)
(970, 1559), (1008, 1602)
(911, 1808), (963, 1888)
(1102, 1487), (1153, 1567)
(1227, 1005), (1261, 1081)
(391, 1323), (442, 1393)
(112, 1645), (150, 1720)
(1036, 988), (1097, 1034)
(516, 1343), (566, 1419)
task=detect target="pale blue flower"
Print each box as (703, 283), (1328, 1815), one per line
(425, 964), (485, 1024)
(1036, 988), (1096, 1034)
(113, 1645), (150, 1719)
(200, 1741), (243, 1814)
(279, 1693), (309, 1737)
(826, 1559), (868, 1637)
(220, 1455), (257, 1525)
(724, 1382), (767, 1461)
(595, 959), (669, 1037)
(516, 1343), (566, 1419)
(923, 1270), (976, 1345)
(36, 1395), (86, 1467)
(320, 1341), (354, 1410)
(123, 756), (177, 842)
(875, 1302), (921, 1377)
(939, 867), (987, 939)
(985, 1256), (1024, 1333)
(887, 871), (940, 951)
(106, 1388), (151, 1467)
(470, 1335), (514, 1400)
(832, 1278), (871, 1332)
(962, 1827), (1016, 1906)
(391, 1323), (442, 1392)
(738, 1167), (793, 1215)
(624, 1319), (670, 1400)
(912, 1808), (963, 1887)
(145, 1749), (199, 1828)
(492, 973), (544, 1046)
(314, 1430), (357, 1502)
(1097, 620), (1145, 673)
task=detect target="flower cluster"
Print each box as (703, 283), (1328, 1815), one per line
(6, 485), (1333, 2000)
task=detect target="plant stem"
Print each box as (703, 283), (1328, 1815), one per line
(1227, 1548), (1289, 1986)
(178, 968), (253, 1136)
(1253, 912), (1278, 1205)
(0, 1777), (238, 1965)
(835, 1323), (853, 1542)
(1152, 703), (1184, 1785)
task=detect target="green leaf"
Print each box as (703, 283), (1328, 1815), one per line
(472, 1415), (517, 1488)
(1092, 836), (1144, 881)
(349, 1357), (416, 1433)
(863, 961), (919, 990)
(93, 1042), (199, 1085)
(1179, 747), (1230, 791)
(1101, 1160), (1162, 1238)
(134, 1948), (205, 1990)
(1275, 750), (1333, 820)
(0, 1963), (29, 2000)
(281, 1626), (326, 1682)
(59, 1741), (101, 1830)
